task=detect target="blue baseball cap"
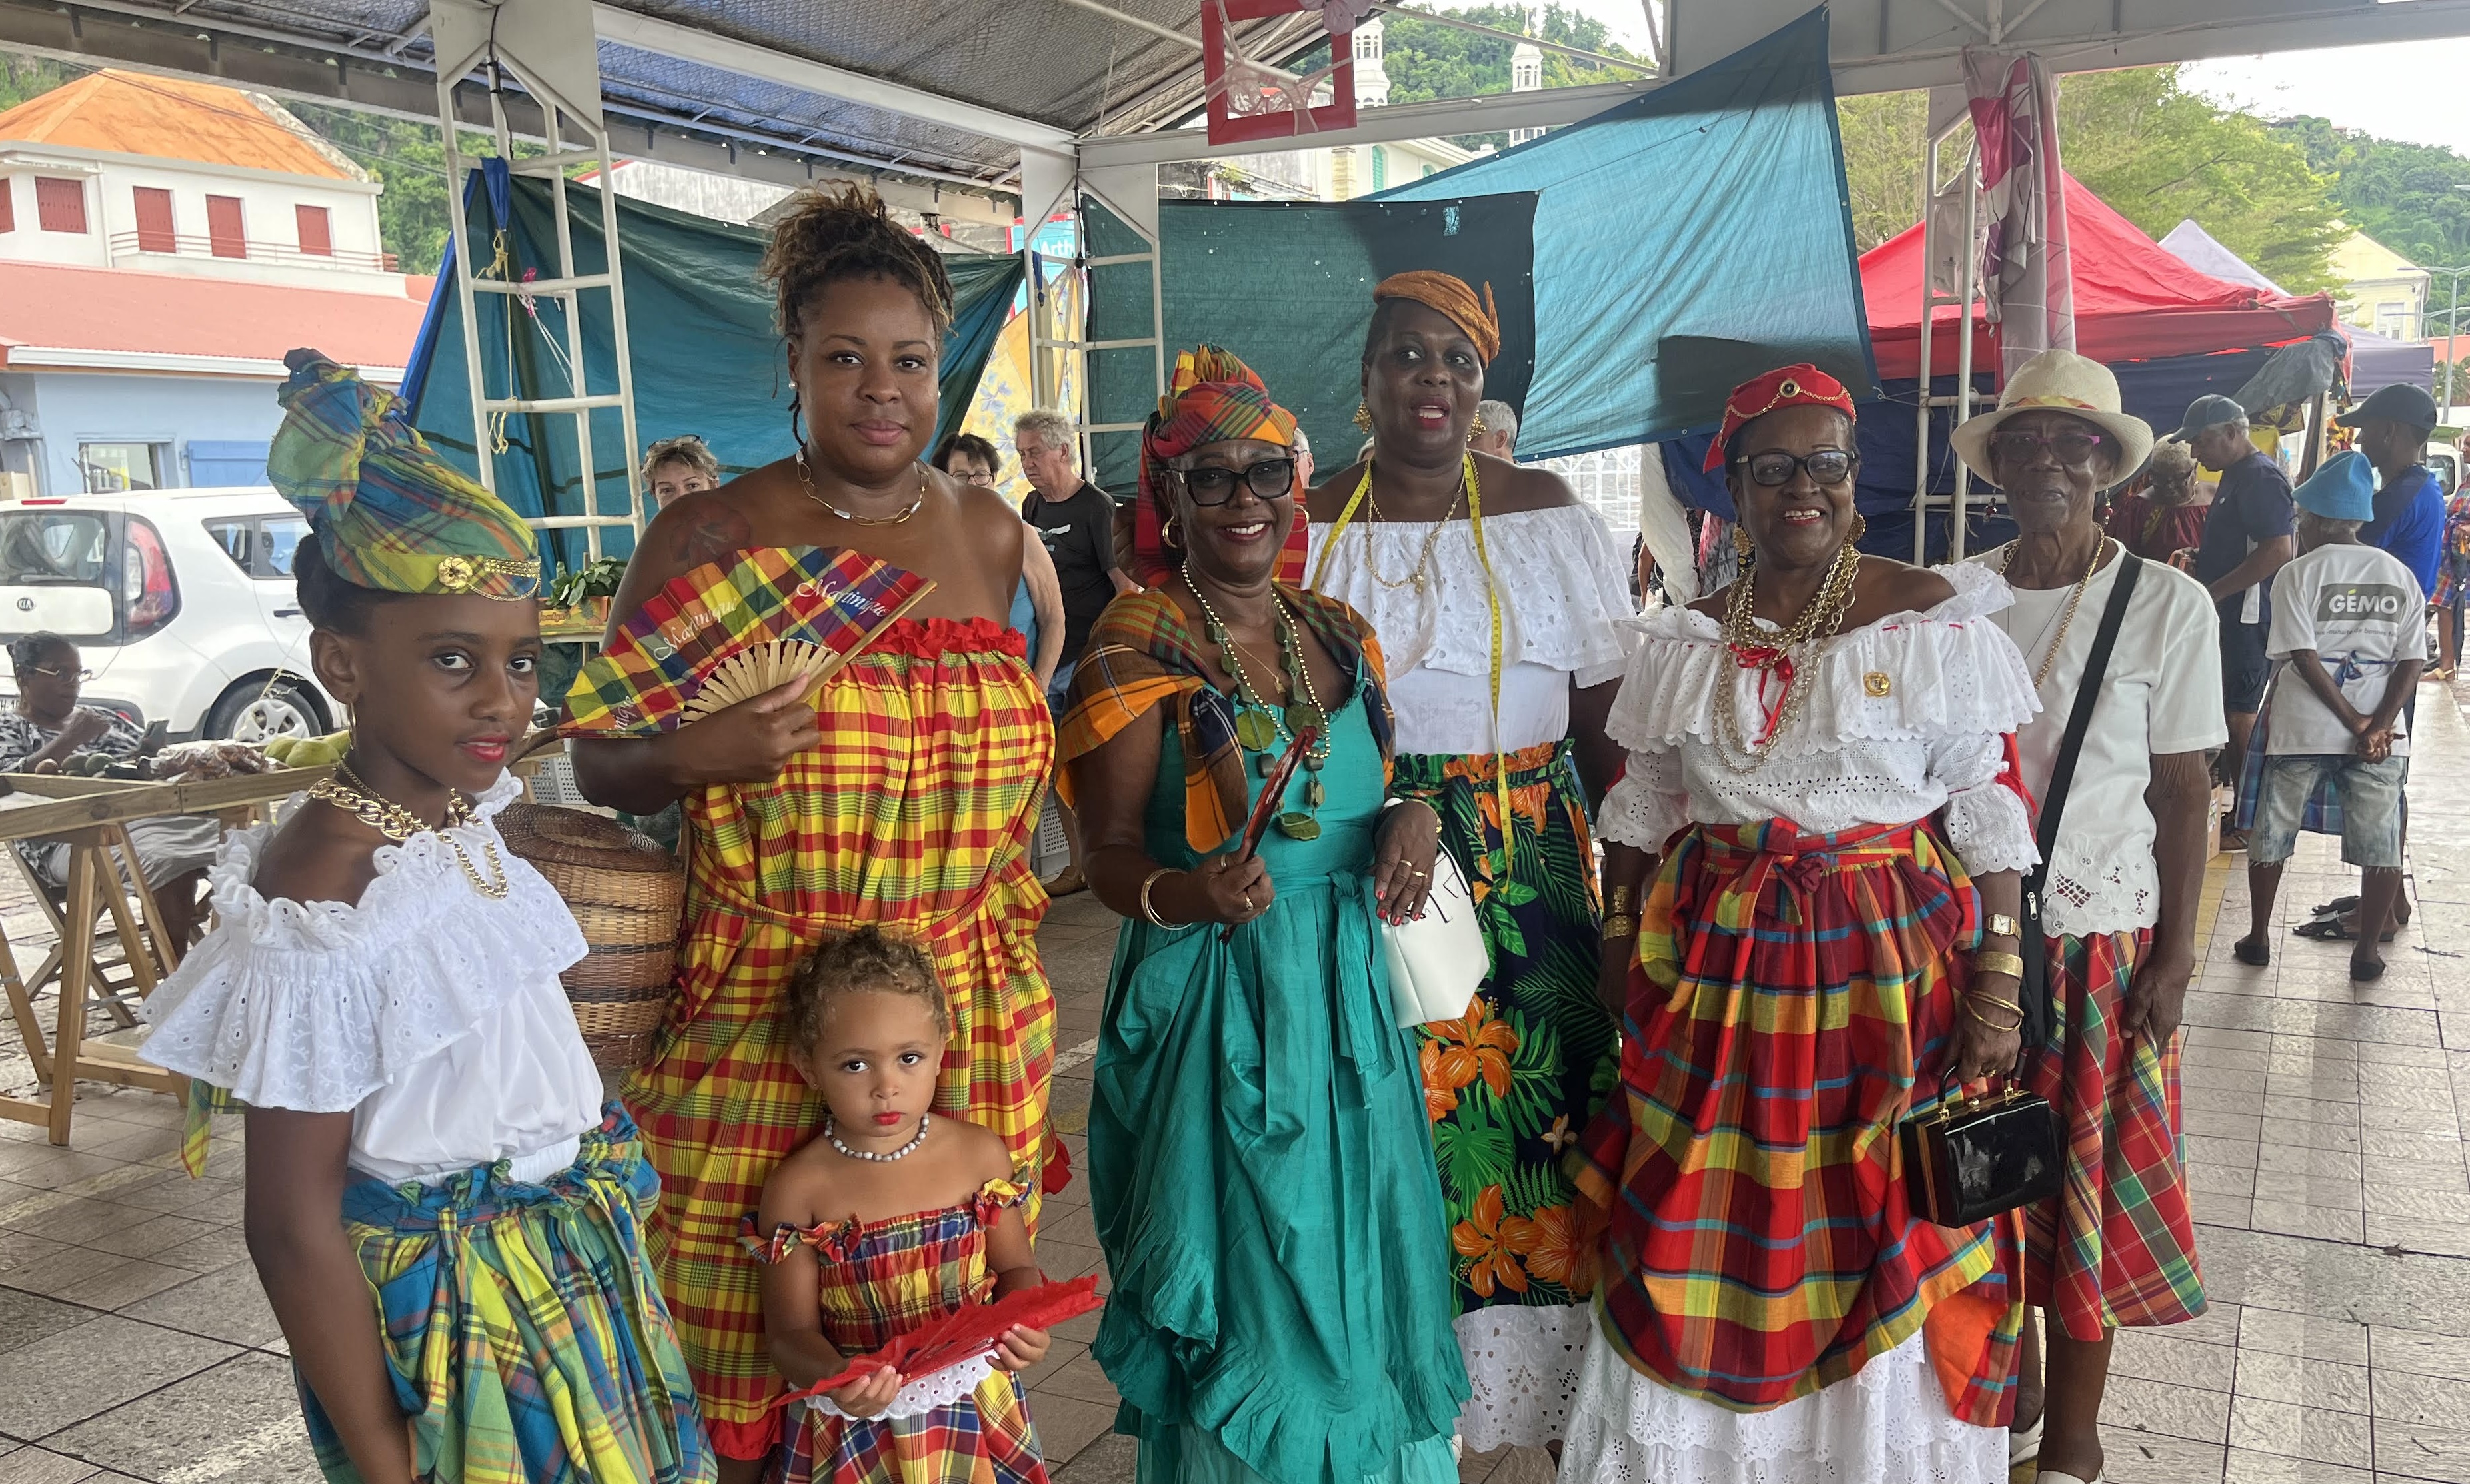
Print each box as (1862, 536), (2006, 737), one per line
(2335, 382), (2440, 432)
(2293, 450), (2376, 522)
(2172, 394), (2247, 442)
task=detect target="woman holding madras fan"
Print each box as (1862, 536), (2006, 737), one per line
(1564, 365), (2041, 1484)
(571, 185), (1058, 1479)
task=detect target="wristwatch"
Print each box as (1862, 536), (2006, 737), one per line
(1985, 912), (2021, 940)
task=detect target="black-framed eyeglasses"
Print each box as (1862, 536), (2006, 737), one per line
(1734, 449), (1856, 487)
(1988, 430), (2108, 467)
(1172, 458), (1297, 506)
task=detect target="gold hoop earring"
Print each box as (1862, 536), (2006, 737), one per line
(1848, 513), (1868, 544)
(1353, 402), (1374, 434)
(1161, 516), (1182, 550)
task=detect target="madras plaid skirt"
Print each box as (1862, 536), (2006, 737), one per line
(307, 1106), (712, 1484)
(776, 1375), (1048, 1484)
(1573, 818), (2020, 1425)
(2019, 930), (2206, 1340)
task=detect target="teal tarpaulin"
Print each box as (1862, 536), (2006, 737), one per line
(403, 165), (1022, 576)
(1376, 7), (1873, 460)
(1086, 192), (1539, 492)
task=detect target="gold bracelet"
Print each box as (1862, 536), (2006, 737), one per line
(1138, 868), (1179, 929)
(1967, 991), (2027, 1018)
(1972, 950), (2027, 981)
(1965, 1000), (2026, 1033)
(1602, 913), (1639, 942)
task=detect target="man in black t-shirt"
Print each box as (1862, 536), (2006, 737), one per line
(2179, 394), (2295, 842)
(1014, 408), (1132, 680)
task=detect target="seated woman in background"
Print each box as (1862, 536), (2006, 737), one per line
(0, 632), (220, 949)
(2105, 438), (2209, 566)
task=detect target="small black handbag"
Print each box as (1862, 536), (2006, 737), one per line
(1901, 1072), (2064, 1227)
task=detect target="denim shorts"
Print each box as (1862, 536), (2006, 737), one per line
(2251, 754), (2409, 869)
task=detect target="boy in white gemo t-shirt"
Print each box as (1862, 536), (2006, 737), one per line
(2237, 450), (2427, 981)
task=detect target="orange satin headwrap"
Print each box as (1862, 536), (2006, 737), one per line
(1372, 271), (1501, 365)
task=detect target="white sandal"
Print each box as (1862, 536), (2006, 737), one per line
(2008, 1415), (2043, 1469)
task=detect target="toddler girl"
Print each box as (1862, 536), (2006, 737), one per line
(742, 928), (1052, 1483)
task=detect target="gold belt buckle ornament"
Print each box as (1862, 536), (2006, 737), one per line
(1863, 670), (1891, 698)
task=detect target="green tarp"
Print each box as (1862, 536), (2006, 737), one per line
(403, 164), (1022, 575)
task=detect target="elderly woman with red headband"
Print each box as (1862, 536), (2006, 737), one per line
(1305, 270), (1632, 1457)
(1562, 365), (2041, 1484)
(1058, 347), (1467, 1483)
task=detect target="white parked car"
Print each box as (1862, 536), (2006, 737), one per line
(0, 488), (336, 742)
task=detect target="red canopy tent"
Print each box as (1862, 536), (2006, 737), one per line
(1861, 173), (2337, 382)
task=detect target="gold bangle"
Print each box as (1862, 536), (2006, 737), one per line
(1967, 991), (2026, 1017)
(1972, 950), (2027, 981)
(1602, 913), (1639, 942)
(1965, 1000), (2026, 1033)
(1138, 868), (1178, 929)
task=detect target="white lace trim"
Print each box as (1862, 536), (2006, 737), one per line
(1306, 505), (1636, 685)
(1606, 561), (2038, 757)
(2041, 839), (2160, 938)
(1456, 1302), (1590, 1452)
(1553, 1325), (2005, 1484)
(139, 772), (589, 1113)
(802, 1355), (1000, 1421)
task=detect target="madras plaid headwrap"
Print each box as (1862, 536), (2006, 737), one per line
(559, 546), (932, 735)
(1054, 585), (1391, 854)
(1131, 345), (1304, 591)
(269, 349), (540, 599)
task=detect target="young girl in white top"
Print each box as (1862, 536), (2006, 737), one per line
(141, 351), (711, 1484)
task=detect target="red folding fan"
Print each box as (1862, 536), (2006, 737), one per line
(775, 1275), (1103, 1407)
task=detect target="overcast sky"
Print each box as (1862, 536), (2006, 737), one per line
(2185, 41), (2470, 155)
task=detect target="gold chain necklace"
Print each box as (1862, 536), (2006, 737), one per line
(1712, 539), (1864, 773)
(309, 761), (509, 899)
(1999, 536), (2108, 691)
(797, 450), (926, 526)
(1356, 462), (1463, 594)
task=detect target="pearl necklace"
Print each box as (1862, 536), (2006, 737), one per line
(824, 1113), (928, 1162)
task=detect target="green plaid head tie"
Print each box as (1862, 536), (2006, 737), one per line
(270, 349), (541, 599)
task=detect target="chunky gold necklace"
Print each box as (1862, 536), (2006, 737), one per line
(1712, 538), (1864, 772)
(309, 761), (509, 899)
(797, 450), (925, 526)
(1999, 536), (2108, 691)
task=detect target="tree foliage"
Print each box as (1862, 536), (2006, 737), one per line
(2273, 116), (2470, 273)
(0, 53), (79, 111)
(1362, 4), (1642, 149)
(1833, 66), (2343, 297)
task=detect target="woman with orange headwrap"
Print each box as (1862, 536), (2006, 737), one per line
(1305, 272), (1632, 1456)
(1059, 347), (1467, 1483)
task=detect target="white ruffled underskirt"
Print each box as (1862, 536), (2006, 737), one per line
(803, 1354), (999, 1421)
(1553, 1325), (2006, 1484)
(1454, 1302), (1591, 1452)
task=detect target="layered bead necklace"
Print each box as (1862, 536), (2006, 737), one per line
(307, 760), (509, 898)
(1187, 569), (1332, 840)
(1713, 538), (1863, 772)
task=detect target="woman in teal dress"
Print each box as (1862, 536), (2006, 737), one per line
(1056, 347), (1468, 1483)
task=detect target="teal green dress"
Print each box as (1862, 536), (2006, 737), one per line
(1088, 680), (1468, 1484)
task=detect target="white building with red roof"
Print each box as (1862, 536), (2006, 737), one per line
(0, 70), (431, 497)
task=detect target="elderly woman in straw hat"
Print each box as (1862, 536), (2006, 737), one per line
(1954, 349), (2223, 1484)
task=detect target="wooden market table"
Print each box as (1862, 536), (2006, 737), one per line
(0, 766), (331, 1145)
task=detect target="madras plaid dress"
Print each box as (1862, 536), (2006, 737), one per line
(624, 616), (1057, 1460)
(2019, 931), (2205, 1339)
(1573, 818), (2023, 1427)
(738, 1177), (1048, 1484)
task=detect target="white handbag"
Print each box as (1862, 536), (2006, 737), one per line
(1381, 843), (1489, 1028)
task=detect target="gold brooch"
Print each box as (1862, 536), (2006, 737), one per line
(436, 556), (477, 591)
(1863, 671), (1892, 697)
(431, 554), (541, 598)
(1779, 378), (1802, 399)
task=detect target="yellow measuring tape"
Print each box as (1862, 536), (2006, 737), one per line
(1311, 454), (1514, 868)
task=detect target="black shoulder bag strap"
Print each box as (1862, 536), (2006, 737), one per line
(2019, 548), (2143, 1050)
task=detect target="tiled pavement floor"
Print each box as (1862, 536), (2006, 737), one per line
(17, 687), (2470, 1481)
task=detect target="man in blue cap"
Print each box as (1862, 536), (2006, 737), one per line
(2342, 382), (2446, 592)
(2179, 392), (2294, 843)
(2233, 450), (2426, 982)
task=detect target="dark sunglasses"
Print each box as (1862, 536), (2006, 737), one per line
(1735, 449), (1856, 487)
(1172, 458), (1297, 506)
(1988, 429), (2108, 466)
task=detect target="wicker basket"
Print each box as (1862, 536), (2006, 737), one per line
(495, 802), (684, 1070)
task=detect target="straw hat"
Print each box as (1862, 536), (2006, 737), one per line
(1951, 349), (2155, 488)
